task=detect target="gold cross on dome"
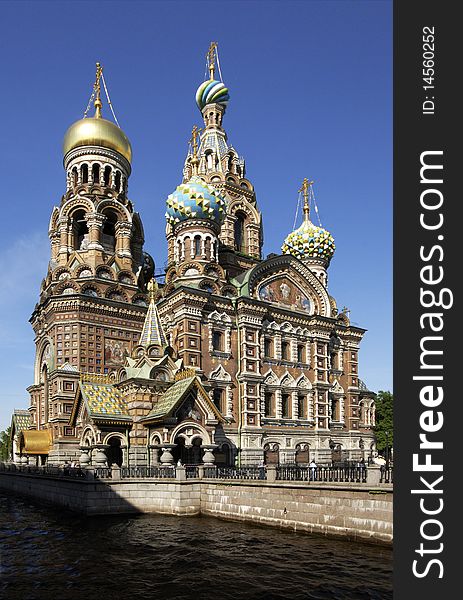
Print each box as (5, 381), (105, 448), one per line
(207, 41), (218, 80)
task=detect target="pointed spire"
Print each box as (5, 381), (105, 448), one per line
(138, 279), (168, 349)
(93, 62), (103, 118)
(299, 178), (314, 222)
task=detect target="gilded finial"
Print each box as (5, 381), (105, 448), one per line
(147, 277), (158, 300)
(189, 125), (201, 174)
(94, 62), (103, 118)
(207, 42), (218, 80)
(299, 178), (314, 221)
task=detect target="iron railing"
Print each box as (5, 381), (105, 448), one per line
(1, 462), (388, 487)
(203, 466), (266, 480)
(121, 466), (176, 479)
(276, 464), (368, 483)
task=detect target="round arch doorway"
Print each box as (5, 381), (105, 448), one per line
(106, 437), (123, 467)
(173, 436), (203, 465)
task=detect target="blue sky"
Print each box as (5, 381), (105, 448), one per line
(0, 0), (392, 430)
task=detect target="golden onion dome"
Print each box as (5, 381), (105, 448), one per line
(63, 115), (132, 163)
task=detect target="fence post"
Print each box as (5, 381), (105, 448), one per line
(198, 465), (204, 480)
(111, 464), (121, 481)
(266, 465), (277, 483)
(367, 464), (381, 486)
(176, 465), (186, 481)
(85, 467), (96, 480)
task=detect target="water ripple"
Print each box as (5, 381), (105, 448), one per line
(0, 491), (392, 599)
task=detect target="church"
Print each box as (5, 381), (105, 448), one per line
(11, 45), (376, 468)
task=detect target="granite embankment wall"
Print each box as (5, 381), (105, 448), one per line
(0, 470), (392, 545)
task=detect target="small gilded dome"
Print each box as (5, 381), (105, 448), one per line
(63, 116), (132, 163)
(195, 79), (230, 110)
(165, 176), (226, 225)
(282, 220), (336, 263)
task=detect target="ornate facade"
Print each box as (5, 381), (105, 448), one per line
(13, 46), (376, 467)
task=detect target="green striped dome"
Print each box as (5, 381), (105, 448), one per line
(195, 79), (230, 110)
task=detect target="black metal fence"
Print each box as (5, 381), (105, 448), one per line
(276, 464), (367, 483)
(1, 462), (389, 487)
(205, 466), (265, 480)
(0, 462), (86, 479)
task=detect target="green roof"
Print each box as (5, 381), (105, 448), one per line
(12, 410), (31, 433)
(143, 376), (196, 421)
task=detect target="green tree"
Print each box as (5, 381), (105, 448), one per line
(374, 391), (393, 456)
(0, 427), (12, 461)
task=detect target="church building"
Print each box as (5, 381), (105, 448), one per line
(13, 45), (376, 467)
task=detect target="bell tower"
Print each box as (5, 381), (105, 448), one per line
(27, 63), (153, 455)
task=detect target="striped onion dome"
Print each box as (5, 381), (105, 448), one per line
(165, 176), (226, 226)
(195, 79), (230, 110)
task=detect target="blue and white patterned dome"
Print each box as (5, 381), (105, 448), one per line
(165, 176), (226, 225)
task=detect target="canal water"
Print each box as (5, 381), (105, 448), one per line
(0, 491), (392, 599)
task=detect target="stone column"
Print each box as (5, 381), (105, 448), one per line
(115, 221), (132, 260)
(58, 216), (69, 263)
(275, 389), (282, 419)
(274, 334), (282, 360)
(121, 445), (128, 466)
(226, 386), (233, 418)
(86, 213), (105, 251)
(291, 391), (298, 419)
(50, 231), (60, 262)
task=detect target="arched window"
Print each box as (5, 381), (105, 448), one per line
(115, 171), (122, 192)
(104, 165), (111, 186)
(72, 167), (78, 187)
(264, 338), (272, 357)
(81, 164), (89, 183)
(106, 437), (123, 467)
(298, 395), (306, 419)
(281, 341), (290, 361)
(227, 154), (234, 173)
(212, 388), (223, 412)
(92, 163), (100, 184)
(264, 392), (274, 417)
(194, 236), (201, 256)
(72, 210), (89, 250)
(102, 211), (117, 252)
(297, 344), (305, 363)
(212, 331), (223, 351)
(234, 211), (246, 253)
(282, 394), (290, 418)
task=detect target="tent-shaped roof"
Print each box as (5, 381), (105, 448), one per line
(71, 379), (131, 424)
(141, 374), (223, 424)
(11, 409), (31, 435)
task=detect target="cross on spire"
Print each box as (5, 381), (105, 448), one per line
(299, 177), (314, 221)
(189, 125), (202, 175)
(93, 62), (103, 118)
(207, 41), (218, 80)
